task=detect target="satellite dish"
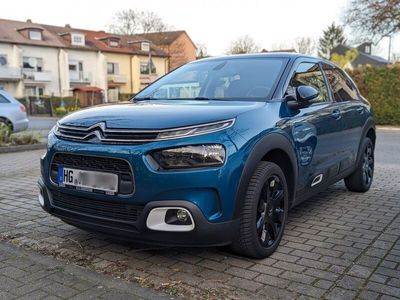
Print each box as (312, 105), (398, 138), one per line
(28, 57), (37, 68)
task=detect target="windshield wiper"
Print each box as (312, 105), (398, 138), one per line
(133, 96), (158, 101)
(193, 97), (212, 100)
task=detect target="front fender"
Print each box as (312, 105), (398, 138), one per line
(233, 132), (298, 218)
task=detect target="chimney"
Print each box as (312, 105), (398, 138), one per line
(65, 24), (71, 28)
(26, 19), (32, 23)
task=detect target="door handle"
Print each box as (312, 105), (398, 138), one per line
(356, 107), (364, 114)
(330, 110), (341, 120)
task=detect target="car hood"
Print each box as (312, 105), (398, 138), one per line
(59, 100), (265, 129)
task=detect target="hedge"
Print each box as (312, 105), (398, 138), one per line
(349, 65), (400, 125)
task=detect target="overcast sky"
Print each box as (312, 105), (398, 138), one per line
(1, 0), (396, 58)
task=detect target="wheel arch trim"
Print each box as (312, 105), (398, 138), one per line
(233, 132), (298, 218)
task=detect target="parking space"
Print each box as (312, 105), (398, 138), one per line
(0, 130), (399, 299)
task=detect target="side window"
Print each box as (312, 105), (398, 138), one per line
(0, 94), (10, 103)
(322, 64), (359, 101)
(286, 62), (329, 103)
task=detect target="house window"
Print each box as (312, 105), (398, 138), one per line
(29, 31), (42, 41)
(24, 86), (44, 97)
(109, 39), (119, 47)
(0, 55), (7, 66)
(69, 61), (83, 72)
(71, 33), (85, 46)
(23, 57), (43, 71)
(107, 63), (119, 75)
(141, 42), (150, 52)
(365, 45), (371, 54)
(140, 59), (156, 75)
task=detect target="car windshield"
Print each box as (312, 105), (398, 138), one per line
(134, 57), (288, 101)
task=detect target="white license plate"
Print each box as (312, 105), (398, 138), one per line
(58, 166), (118, 194)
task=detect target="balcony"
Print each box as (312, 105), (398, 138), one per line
(0, 67), (22, 81)
(23, 70), (52, 82)
(69, 71), (92, 85)
(140, 74), (159, 84)
(108, 74), (128, 84)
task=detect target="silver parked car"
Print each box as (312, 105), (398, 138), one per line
(0, 89), (29, 135)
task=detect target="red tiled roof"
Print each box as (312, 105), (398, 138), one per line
(0, 18), (66, 47)
(135, 30), (197, 49)
(0, 18), (168, 57)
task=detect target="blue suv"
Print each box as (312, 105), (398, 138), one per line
(39, 54), (375, 258)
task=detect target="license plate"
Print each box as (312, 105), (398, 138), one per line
(58, 166), (118, 194)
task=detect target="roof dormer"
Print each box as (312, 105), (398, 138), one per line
(16, 26), (44, 41)
(59, 32), (86, 46)
(127, 40), (151, 52)
(71, 33), (85, 46)
(98, 36), (121, 48)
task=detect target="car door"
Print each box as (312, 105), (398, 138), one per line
(321, 64), (366, 172)
(283, 61), (344, 198)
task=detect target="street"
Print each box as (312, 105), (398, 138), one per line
(0, 129), (399, 299)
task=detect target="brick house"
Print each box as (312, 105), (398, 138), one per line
(137, 31), (197, 71)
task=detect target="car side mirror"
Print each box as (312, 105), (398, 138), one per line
(286, 85), (319, 109)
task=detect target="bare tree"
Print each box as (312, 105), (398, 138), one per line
(345, 0), (400, 41)
(108, 9), (169, 34)
(196, 43), (208, 58)
(270, 42), (292, 52)
(227, 35), (259, 54)
(139, 11), (168, 33)
(293, 37), (316, 55)
(108, 9), (140, 35)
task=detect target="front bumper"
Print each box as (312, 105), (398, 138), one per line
(38, 177), (240, 246)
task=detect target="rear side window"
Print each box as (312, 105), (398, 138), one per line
(322, 64), (359, 101)
(286, 62), (329, 103)
(0, 94), (10, 103)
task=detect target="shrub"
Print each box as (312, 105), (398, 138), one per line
(0, 131), (41, 146)
(0, 122), (11, 144)
(9, 131), (41, 145)
(348, 65), (400, 125)
(55, 106), (67, 117)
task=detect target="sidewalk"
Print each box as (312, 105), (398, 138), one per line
(0, 242), (173, 300)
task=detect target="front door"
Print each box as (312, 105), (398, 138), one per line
(284, 62), (344, 198)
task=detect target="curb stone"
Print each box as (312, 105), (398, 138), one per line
(0, 142), (46, 154)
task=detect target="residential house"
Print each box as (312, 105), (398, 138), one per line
(331, 42), (391, 68)
(82, 31), (168, 99)
(0, 19), (65, 98)
(0, 18), (169, 105)
(137, 31), (197, 70)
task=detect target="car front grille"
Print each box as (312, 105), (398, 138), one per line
(56, 123), (158, 144)
(50, 153), (134, 195)
(54, 119), (235, 144)
(51, 190), (143, 223)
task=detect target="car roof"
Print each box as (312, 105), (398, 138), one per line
(193, 53), (334, 66)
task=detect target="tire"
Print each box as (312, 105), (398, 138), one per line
(0, 119), (12, 138)
(344, 137), (374, 193)
(231, 161), (289, 259)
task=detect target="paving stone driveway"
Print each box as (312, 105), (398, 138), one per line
(0, 131), (399, 299)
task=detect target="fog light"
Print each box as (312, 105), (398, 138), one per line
(176, 209), (189, 222)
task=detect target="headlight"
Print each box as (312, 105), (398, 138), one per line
(156, 119), (234, 140)
(151, 144), (226, 170)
